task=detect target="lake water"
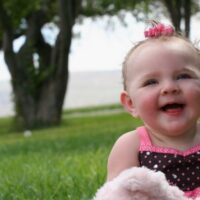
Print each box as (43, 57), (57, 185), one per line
(0, 70), (123, 117)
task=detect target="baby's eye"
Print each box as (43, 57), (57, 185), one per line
(143, 79), (158, 86)
(176, 73), (192, 80)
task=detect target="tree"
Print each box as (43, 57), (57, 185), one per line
(0, 0), (81, 128)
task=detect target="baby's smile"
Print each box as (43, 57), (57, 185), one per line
(160, 103), (185, 115)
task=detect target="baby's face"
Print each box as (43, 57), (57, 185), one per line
(124, 39), (200, 136)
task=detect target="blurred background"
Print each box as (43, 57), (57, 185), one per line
(0, 12), (145, 118)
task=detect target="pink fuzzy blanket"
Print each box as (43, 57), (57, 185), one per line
(93, 167), (200, 200)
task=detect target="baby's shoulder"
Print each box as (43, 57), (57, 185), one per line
(107, 130), (140, 180)
(110, 130), (140, 158)
(115, 130), (139, 147)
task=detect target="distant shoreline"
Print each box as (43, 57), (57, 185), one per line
(0, 70), (122, 117)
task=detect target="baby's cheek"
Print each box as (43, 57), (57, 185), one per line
(185, 85), (200, 113)
(137, 94), (157, 114)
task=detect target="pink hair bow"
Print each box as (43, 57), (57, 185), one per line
(144, 22), (175, 38)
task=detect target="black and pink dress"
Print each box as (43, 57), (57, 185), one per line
(137, 126), (200, 199)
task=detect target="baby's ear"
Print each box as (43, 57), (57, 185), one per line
(120, 91), (139, 117)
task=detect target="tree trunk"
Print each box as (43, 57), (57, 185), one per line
(183, 0), (191, 38)
(0, 0), (81, 129)
(12, 73), (69, 128)
(162, 0), (182, 32)
(162, 0), (191, 38)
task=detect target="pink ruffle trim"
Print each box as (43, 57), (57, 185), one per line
(185, 187), (200, 199)
(137, 126), (200, 156)
(140, 144), (200, 156)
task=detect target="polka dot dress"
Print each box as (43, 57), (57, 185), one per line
(137, 126), (200, 199)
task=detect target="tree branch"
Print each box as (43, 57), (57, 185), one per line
(162, 0), (182, 32)
(0, 0), (15, 76)
(184, 0), (191, 37)
(52, 0), (82, 77)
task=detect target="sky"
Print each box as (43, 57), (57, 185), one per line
(1, 12), (200, 81)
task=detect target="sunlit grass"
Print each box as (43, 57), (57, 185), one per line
(0, 106), (142, 199)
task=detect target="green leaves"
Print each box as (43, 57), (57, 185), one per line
(3, 0), (40, 27)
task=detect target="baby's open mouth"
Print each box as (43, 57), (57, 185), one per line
(161, 103), (185, 112)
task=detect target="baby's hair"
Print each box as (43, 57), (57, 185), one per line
(122, 33), (200, 91)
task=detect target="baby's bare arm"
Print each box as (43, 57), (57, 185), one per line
(107, 130), (140, 181)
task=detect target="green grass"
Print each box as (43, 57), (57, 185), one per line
(0, 105), (142, 200)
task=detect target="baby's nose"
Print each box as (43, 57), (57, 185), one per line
(160, 81), (180, 95)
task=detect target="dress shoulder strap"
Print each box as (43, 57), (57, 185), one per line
(136, 126), (152, 150)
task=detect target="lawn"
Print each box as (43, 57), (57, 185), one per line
(0, 105), (142, 200)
